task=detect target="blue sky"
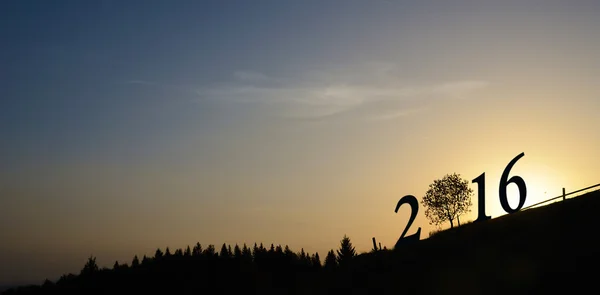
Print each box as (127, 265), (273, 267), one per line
(1, 0), (600, 286)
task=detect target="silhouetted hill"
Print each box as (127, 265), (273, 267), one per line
(0, 287), (17, 294)
(4, 189), (600, 295)
(348, 188), (600, 294)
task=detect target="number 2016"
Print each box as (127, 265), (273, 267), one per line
(394, 152), (527, 248)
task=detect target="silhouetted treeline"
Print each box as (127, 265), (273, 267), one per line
(2, 236), (360, 295)
(7, 190), (600, 295)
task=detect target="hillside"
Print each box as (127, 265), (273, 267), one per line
(4, 189), (600, 295)
(349, 188), (600, 294)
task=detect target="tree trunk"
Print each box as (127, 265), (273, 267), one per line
(449, 218), (454, 228)
(457, 215), (461, 227)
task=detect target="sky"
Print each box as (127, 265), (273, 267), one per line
(1, 0), (600, 286)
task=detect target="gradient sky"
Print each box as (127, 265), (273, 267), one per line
(1, 0), (600, 286)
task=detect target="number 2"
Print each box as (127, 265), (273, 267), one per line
(394, 195), (421, 249)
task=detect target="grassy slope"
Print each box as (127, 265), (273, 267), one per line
(343, 189), (600, 295)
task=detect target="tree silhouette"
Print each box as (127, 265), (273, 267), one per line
(233, 244), (242, 260)
(252, 243), (263, 265)
(299, 248), (309, 266)
(80, 255), (99, 275)
(275, 245), (284, 256)
(255, 243), (268, 268)
(220, 243), (231, 259)
(141, 255), (150, 265)
(204, 244), (216, 257)
(336, 235), (356, 266)
(174, 248), (183, 256)
(284, 245), (297, 263)
(422, 173), (473, 228)
(192, 242), (203, 256)
(241, 244), (252, 263)
(312, 253), (321, 268)
(131, 255), (140, 268)
(42, 279), (54, 289)
(324, 250), (337, 269)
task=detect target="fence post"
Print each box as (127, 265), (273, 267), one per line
(372, 237), (378, 252)
(562, 188), (566, 201)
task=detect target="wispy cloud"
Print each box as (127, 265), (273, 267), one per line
(193, 64), (490, 121)
(126, 63), (489, 121)
(365, 107), (428, 121)
(431, 80), (490, 99)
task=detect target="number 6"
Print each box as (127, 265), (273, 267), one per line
(499, 152), (527, 213)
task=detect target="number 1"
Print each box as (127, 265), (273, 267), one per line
(472, 173), (491, 222)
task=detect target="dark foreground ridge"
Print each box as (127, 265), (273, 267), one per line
(5, 189), (600, 295)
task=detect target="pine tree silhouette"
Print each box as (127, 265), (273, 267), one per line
(336, 235), (356, 266)
(204, 244), (216, 258)
(192, 242), (203, 256)
(284, 245), (296, 260)
(252, 243), (261, 263)
(299, 248), (308, 266)
(142, 255), (150, 265)
(242, 244), (252, 263)
(174, 248), (183, 256)
(220, 243), (231, 259)
(312, 252), (322, 268)
(80, 255), (99, 275)
(131, 255), (140, 268)
(234, 244), (242, 260)
(324, 250), (337, 269)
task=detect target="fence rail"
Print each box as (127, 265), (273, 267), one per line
(521, 183), (600, 211)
